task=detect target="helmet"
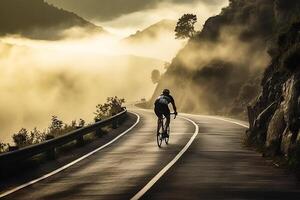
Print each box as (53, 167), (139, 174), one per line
(162, 89), (170, 95)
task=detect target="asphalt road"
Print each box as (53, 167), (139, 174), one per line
(1, 110), (300, 200)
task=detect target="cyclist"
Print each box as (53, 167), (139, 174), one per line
(154, 89), (178, 137)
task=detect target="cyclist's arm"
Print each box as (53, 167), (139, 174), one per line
(170, 96), (177, 115)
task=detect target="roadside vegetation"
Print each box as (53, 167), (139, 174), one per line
(0, 96), (125, 153)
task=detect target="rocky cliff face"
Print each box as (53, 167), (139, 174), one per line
(150, 0), (300, 120)
(150, 0), (276, 117)
(247, 21), (300, 169)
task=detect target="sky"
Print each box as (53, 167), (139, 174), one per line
(47, 0), (228, 36)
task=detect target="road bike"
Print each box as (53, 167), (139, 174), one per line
(156, 113), (176, 148)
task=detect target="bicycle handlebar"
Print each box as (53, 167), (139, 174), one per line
(170, 113), (177, 119)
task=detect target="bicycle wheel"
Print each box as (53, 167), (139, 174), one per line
(157, 132), (163, 147)
(156, 119), (164, 147)
(165, 126), (170, 144)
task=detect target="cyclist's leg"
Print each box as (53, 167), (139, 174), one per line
(165, 114), (170, 131)
(157, 117), (163, 133)
(154, 105), (163, 134)
(163, 105), (171, 130)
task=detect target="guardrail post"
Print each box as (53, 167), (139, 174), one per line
(77, 135), (84, 146)
(47, 148), (56, 160)
(45, 135), (56, 160)
(112, 118), (118, 129)
(96, 129), (103, 137)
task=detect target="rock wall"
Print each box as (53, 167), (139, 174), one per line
(247, 22), (300, 166)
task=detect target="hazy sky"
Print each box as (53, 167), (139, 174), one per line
(47, 0), (228, 36)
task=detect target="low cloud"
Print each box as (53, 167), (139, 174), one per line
(0, 25), (185, 143)
(47, 0), (228, 22)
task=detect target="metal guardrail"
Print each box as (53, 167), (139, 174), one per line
(0, 109), (127, 166)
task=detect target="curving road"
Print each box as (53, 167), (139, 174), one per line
(1, 109), (300, 200)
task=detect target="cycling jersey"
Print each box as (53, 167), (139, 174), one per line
(154, 94), (176, 118)
(155, 94), (175, 106)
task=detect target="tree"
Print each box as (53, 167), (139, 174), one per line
(151, 69), (161, 84)
(48, 116), (64, 137)
(175, 14), (197, 39)
(12, 128), (31, 148)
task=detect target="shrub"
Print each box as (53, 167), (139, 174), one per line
(7, 96), (125, 149)
(12, 128), (47, 148)
(78, 119), (85, 128)
(94, 96), (125, 122)
(288, 142), (300, 170)
(48, 116), (64, 137)
(30, 128), (46, 144)
(0, 142), (8, 153)
(281, 43), (300, 71)
(12, 128), (31, 148)
(47, 116), (83, 137)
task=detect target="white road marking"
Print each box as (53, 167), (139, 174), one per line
(0, 113), (140, 199)
(136, 108), (249, 128)
(183, 113), (249, 128)
(205, 116), (249, 128)
(130, 116), (199, 200)
(130, 108), (249, 200)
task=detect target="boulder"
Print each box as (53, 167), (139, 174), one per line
(281, 127), (293, 156)
(282, 75), (300, 132)
(266, 108), (286, 155)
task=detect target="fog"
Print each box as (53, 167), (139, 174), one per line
(178, 26), (270, 71)
(0, 27), (183, 143)
(47, 0), (228, 37)
(101, 1), (228, 37)
(0, 0), (230, 144)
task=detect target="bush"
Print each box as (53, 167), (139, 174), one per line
(12, 128), (47, 148)
(30, 128), (46, 144)
(288, 142), (300, 170)
(47, 116), (84, 137)
(78, 119), (85, 128)
(94, 96), (125, 122)
(6, 96), (125, 150)
(48, 116), (64, 137)
(282, 43), (300, 71)
(12, 128), (31, 148)
(10, 116), (88, 149)
(0, 142), (8, 153)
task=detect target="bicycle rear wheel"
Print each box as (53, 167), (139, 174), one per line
(156, 118), (164, 147)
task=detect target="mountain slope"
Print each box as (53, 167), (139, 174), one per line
(149, 0), (279, 117)
(123, 19), (176, 43)
(0, 0), (106, 39)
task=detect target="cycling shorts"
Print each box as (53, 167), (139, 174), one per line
(154, 102), (170, 118)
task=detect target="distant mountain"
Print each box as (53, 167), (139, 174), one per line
(123, 19), (176, 43)
(0, 0), (107, 40)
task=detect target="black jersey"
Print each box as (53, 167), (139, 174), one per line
(155, 94), (175, 105)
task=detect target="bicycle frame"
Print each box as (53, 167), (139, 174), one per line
(156, 113), (176, 147)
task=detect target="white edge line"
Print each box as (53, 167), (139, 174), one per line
(130, 116), (199, 200)
(205, 116), (249, 128)
(0, 112), (140, 199)
(183, 113), (249, 129)
(137, 108), (249, 128)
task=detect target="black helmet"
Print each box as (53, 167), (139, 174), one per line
(163, 89), (170, 95)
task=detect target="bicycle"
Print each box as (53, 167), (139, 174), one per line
(156, 113), (176, 148)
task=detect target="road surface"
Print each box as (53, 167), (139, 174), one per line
(1, 109), (299, 200)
